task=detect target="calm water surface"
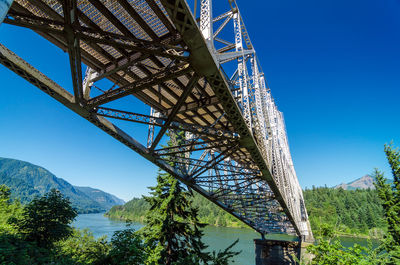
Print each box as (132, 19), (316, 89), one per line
(73, 213), (378, 265)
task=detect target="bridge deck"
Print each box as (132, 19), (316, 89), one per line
(1, 0), (312, 239)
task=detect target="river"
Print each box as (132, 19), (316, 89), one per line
(73, 213), (379, 265)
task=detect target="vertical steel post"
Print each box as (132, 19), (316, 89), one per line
(200, 0), (213, 50)
(0, 0), (13, 24)
(233, 12), (252, 129)
(82, 67), (98, 100)
(147, 107), (156, 148)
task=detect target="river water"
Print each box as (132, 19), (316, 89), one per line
(73, 213), (379, 265)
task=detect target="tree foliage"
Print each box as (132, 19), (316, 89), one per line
(373, 143), (400, 263)
(303, 224), (389, 265)
(142, 169), (210, 264)
(306, 234), (385, 265)
(11, 189), (77, 247)
(0, 184), (22, 234)
(376, 144), (400, 244)
(108, 227), (146, 265)
(56, 228), (110, 265)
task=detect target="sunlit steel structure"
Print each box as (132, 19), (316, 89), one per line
(0, 0), (312, 240)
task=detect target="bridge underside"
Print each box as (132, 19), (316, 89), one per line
(0, 0), (312, 239)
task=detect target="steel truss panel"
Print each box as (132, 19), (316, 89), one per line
(1, 0), (313, 241)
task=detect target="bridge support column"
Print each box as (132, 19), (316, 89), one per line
(254, 238), (310, 265)
(0, 0), (13, 24)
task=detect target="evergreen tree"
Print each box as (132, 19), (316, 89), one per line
(142, 130), (209, 264)
(142, 170), (209, 264)
(141, 130), (240, 264)
(374, 143), (400, 262)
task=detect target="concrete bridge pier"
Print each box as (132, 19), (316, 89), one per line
(254, 238), (312, 265)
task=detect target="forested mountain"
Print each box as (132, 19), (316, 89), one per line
(304, 187), (386, 236)
(0, 157), (124, 213)
(108, 176), (387, 236)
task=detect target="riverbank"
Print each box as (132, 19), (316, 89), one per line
(105, 211), (250, 229)
(334, 232), (384, 240)
(105, 215), (249, 228)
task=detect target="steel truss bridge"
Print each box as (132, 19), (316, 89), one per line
(0, 0), (313, 240)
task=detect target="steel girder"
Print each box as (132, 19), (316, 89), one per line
(0, 0), (313, 240)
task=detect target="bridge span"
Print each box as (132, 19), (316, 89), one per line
(0, 0), (313, 245)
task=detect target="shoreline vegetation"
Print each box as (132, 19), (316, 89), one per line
(105, 192), (250, 229)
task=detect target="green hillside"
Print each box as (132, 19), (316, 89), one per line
(304, 186), (386, 237)
(0, 157), (124, 213)
(74, 186), (125, 210)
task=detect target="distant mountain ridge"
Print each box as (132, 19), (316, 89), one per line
(0, 157), (124, 213)
(73, 186), (125, 210)
(334, 175), (394, 190)
(335, 175), (375, 190)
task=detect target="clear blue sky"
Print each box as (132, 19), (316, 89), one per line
(0, 0), (399, 201)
